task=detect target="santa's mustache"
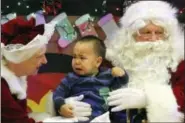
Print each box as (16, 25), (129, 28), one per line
(132, 40), (171, 54)
(123, 40), (173, 86)
(119, 39), (173, 70)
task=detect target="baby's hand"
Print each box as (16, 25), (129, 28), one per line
(112, 67), (125, 77)
(58, 104), (74, 118)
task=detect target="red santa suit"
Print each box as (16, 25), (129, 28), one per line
(171, 60), (184, 114)
(1, 68), (42, 123)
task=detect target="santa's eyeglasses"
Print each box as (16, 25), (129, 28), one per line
(136, 30), (169, 40)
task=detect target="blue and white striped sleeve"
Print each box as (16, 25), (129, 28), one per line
(52, 73), (74, 111)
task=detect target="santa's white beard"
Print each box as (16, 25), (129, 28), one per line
(117, 40), (177, 88)
(120, 40), (184, 122)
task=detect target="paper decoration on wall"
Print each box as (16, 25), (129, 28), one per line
(51, 12), (77, 48)
(35, 10), (46, 26)
(75, 14), (98, 37)
(27, 10), (46, 26)
(98, 13), (119, 41)
(27, 91), (51, 113)
(1, 13), (16, 25)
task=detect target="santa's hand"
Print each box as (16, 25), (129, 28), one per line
(111, 67), (125, 77)
(65, 95), (92, 122)
(107, 88), (146, 112)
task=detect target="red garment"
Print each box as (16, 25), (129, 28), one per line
(1, 78), (42, 123)
(171, 60), (185, 113)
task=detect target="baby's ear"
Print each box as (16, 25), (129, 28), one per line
(96, 56), (103, 67)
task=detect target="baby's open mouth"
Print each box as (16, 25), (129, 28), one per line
(75, 68), (82, 71)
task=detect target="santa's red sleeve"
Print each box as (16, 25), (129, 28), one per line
(1, 79), (42, 123)
(171, 60), (185, 113)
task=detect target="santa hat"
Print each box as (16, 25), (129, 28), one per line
(120, 1), (178, 30)
(1, 16), (56, 63)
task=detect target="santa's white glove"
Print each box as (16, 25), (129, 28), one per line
(107, 88), (146, 112)
(65, 95), (92, 122)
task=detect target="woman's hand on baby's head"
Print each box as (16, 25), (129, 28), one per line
(58, 104), (74, 118)
(111, 67), (125, 77)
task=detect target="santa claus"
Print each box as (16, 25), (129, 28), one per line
(92, 1), (184, 122)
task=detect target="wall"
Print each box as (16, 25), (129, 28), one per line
(46, 15), (120, 55)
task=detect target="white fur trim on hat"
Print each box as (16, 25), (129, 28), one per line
(120, 1), (178, 29)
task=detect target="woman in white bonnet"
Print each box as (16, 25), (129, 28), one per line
(92, 1), (184, 122)
(1, 17), (92, 123)
(1, 16), (57, 123)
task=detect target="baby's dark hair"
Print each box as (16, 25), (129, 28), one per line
(77, 35), (106, 59)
